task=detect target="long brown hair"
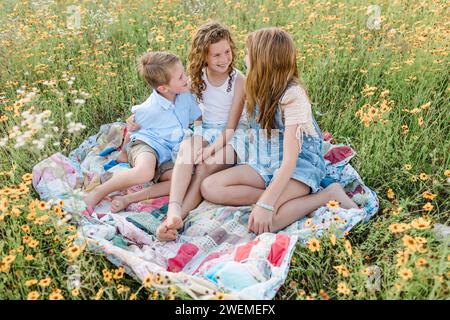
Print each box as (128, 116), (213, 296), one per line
(188, 21), (237, 102)
(245, 28), (306, 136)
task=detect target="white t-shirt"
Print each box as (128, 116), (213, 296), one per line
(199, 68), (247, 125)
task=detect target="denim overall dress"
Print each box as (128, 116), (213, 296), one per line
(230, 104), (326, 193)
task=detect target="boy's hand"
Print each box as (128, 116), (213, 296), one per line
(126, 115), (140, 131)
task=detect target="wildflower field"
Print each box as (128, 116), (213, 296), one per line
(0, 0), (448, 300)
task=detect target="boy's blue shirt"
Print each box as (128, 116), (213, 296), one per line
(130, 90), (202, 166)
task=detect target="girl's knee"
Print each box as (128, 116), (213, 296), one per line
(200, 175), (217, 200)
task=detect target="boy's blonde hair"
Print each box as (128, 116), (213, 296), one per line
(138, 51), (180, 89)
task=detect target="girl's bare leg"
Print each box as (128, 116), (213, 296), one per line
(201, 165), (358, 233)
(157, 144), (236, 241)
(164, 136), (207, 231)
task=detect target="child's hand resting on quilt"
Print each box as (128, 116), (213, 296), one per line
(126, 114), (141, 132)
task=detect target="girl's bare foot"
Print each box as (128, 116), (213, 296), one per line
(110, 195), (130, 213)
(166, 202), (184, 230)
(326, 183), (359, 209)
(156, 220), (177, 241)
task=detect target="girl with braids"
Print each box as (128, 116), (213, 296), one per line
(200, 28), (359, 235)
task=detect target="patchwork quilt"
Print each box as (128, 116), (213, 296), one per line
(32, 122), (378, 299)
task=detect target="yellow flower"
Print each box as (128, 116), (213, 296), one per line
(419, 173), (429, 181)
(411, 217), (431, 230)
(388, 223), (410, 234)
(67, 245), (81, 260)
(330, 234), (336, 246)
(63, 138), (71, 145)
(95, 288), (104, 300)
(0, 198), (7, 212)
(263, 17), (270, 23)
(114, 267), (125, 279)
(422, 202), (434, 212)
(214, 291), (225, 300)
(28, 239), (39, 248)
(398, 267), (413, 280)
(21, 224), (30, 233)
(418, 116), (424, 126)
(155, 34), (165, 43)
(402, 235), (417, 252)
(49, 292), (64, 300)
(415, 258), (428, 268)
(39, 277), (51, 287)
(25, 279), (38, 286)
(444, 170), (450, 177)
(27, 291), (40, 300)
(307, 238), (320, 252)
(71, 288), (80, 297)
(326, 200), (340, 210)
(129, 293), (138, 300)
(143, 274), (153, 288)
(22, 173), (33, 182)
(2, 255), (16, 264)
(422, 191), (437, 200)
(304, 218), (314, 227)
(344, 240), (352, 256)
(414, 236), (427, 244)
(336, 282), (350, 295)
(386, 188), (395, 200)
(333, 265), (350, 277)
(117, 285), (130, 294)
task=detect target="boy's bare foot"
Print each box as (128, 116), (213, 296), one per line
(110, 195), (130, 213)
(83, 190), (102, 211)
(156, 220), (177, 241)
(325, 183), (359, 209)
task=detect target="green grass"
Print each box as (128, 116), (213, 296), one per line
(0, 0), (448, 300)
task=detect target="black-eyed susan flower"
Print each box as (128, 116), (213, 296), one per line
(71, 288), (80, 297)
(27, 291), (40, 300)
(330, 234), (337, 246)
(402, 235), (417, 252)
(129, 293), (138, 300)
(114, 267), (125, 279)
(95, 288), (104, 300)
(419, 173), (429, 181)
(143, 274), (153, 288)
(307, 238), (320, 252)
(422, 191), (437, 200)
(415, 258), (428, 268)
(344, 240), (352, 256)
(411, 217), (431, 230)
(326, 200), (340, 210)
(336, 282), (350, 295)
(398, 268), (413, 280)
(388, 222), (410, 234)
(422, 202), (434, 212)
(386, 188), (395, 200)
(39, 277), (51, 287)
(24, 279), (38, 286)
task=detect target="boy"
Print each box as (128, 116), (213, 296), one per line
(83, 51), (202, 213)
